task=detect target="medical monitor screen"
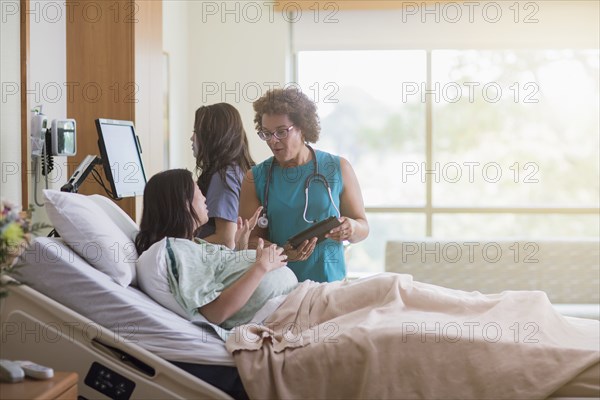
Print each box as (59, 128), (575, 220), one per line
(95, 119), (147, 198)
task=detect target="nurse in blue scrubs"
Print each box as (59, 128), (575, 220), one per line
(239, 87), (369, 282)
(191, 103), (255, 250)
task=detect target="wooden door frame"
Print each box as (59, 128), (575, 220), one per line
(20, 0), (29, 210)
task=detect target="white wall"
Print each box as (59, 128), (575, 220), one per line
(163, 0), (190, 170)
(0, 0), (66, 218)
(0, 0), (21, 204)
(164, 0), (291, 167)
(187, 1), (290, 164)
(28, 0), (67, 214)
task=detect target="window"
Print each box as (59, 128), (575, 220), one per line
(297, 49), (600, 273)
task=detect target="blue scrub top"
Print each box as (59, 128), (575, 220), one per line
(196, 166), (243, 239)
(252, 149), (345, 282)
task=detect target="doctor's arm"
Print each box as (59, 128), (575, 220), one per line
(239, 170), (271, 249)
(326, 157), (369, 244)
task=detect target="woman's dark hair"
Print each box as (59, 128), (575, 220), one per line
(193, 103), (254, 195)
(135, 169), (201, 254)
(253, 87), (321, 143)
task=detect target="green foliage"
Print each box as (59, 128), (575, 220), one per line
(1, 202), (51, 299)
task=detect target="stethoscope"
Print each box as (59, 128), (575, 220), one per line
(257, 145), (341, 229)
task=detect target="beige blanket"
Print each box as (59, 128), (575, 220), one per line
(225, 273), (600, 399)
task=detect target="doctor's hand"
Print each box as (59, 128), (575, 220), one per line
(235, 206), (263, 250)
(325, 217), (355, 243)
(284, 237), (318, 262)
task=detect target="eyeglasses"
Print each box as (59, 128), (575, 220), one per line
(257, 125), (294, 141)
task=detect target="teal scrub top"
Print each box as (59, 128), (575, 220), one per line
(252, 149), (346, 282)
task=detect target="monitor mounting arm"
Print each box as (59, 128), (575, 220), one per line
(60, 155), (101, 193)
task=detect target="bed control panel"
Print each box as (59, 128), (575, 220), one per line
(84, 362), (135, 400)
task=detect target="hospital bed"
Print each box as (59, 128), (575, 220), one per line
(4, 236), (599, 399)
(0, 236), (242, 399)
(1, 188), (599, 399)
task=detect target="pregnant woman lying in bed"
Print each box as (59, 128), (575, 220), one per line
(135, 169), (599, 400)
(135, 168), (297, 330)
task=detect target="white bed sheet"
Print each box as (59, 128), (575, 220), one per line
(15, 237), (234, 366)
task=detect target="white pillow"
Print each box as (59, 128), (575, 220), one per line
(88, 194), (139, 241)
(136, 238), (189, 318)
(43, 190), (138, 287)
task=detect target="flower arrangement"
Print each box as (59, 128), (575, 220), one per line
(0, 199), (50, 299)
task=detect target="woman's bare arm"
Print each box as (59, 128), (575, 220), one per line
(239, 169), (272, 248)
(326, 157), (369, 243)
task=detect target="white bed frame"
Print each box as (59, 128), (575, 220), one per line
(0, 279), (232, 399)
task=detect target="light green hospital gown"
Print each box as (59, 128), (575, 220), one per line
(165, 238), (298, 329)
